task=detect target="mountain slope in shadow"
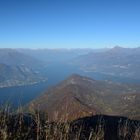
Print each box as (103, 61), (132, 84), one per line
(70, 115), (140, 140)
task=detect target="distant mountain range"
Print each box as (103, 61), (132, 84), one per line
(17, 48), (95, 63)
(0, 47), (140, 88)
(29, 74), (140, 121)
(74, 46), (140, 82)
(0, 48), (105, 88)
(0, 49), (45, 69)
(0, 63), (46, 88)
(0, 49), (47, 88)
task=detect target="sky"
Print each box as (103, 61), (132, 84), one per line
(0, 0), (140, 49)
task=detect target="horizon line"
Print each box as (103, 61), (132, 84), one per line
(0, 46), (140, 50)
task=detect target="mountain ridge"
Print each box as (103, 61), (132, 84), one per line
(29, 74), (140, 121)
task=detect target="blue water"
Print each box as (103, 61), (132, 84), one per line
(0, 62), (139, 107)
(0, 81), (48, 107)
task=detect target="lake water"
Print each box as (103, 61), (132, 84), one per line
(0, 62), (139, 107)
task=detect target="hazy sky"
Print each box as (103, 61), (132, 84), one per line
(0, 0), (140, 49)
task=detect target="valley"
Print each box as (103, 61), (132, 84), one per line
(0, 47), (140, 140)
(0, 47), (140, 114)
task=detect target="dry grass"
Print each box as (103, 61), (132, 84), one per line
(0, 105), (140, 140)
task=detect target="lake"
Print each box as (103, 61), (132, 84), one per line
(0, 62), (139, 107)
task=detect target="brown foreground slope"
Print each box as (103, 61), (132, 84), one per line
(29, 74), (140, 121)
